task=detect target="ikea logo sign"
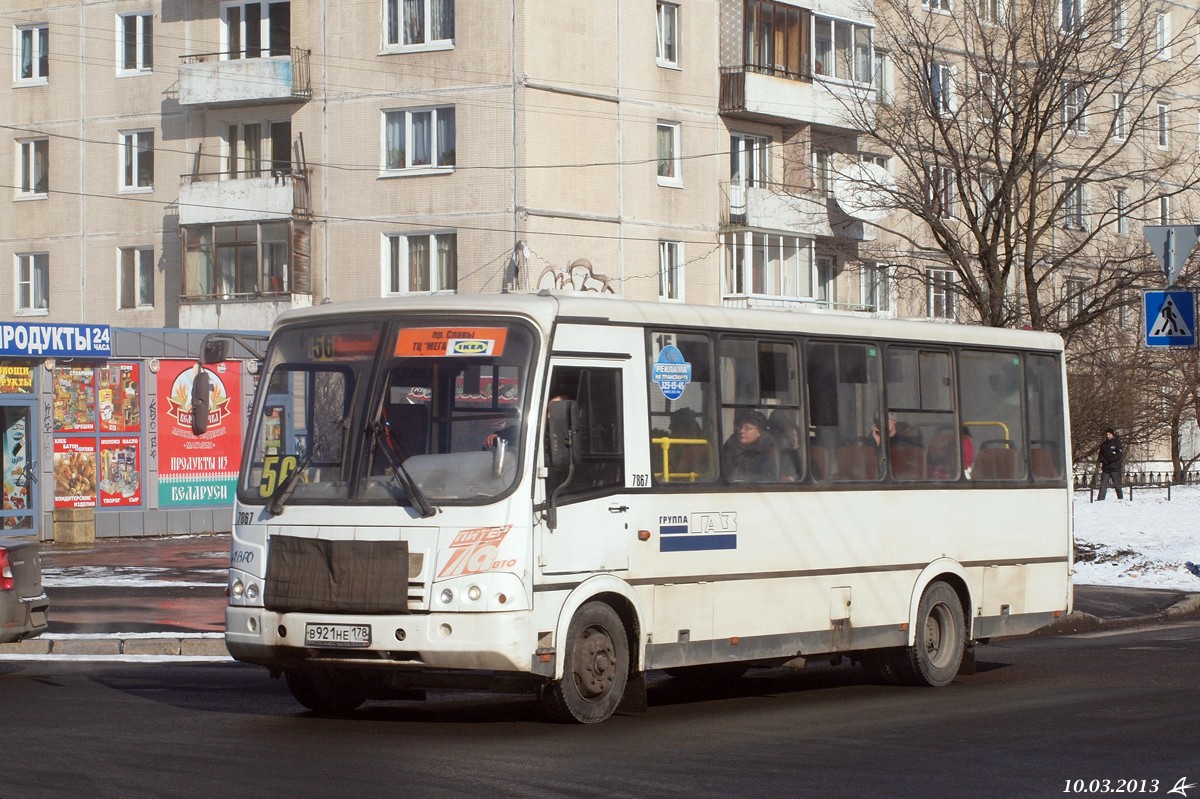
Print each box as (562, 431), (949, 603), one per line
(449, 339), (494, 356)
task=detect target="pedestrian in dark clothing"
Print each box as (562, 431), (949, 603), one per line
(1097, 427), (1124, 501)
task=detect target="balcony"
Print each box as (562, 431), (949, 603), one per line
(719, 66), (872, 129)
(720, 181), (875, 242)
(178, 48), (311, 107)
(178, 170), (310, 226)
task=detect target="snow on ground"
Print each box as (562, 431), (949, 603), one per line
(1074, 483), (1200, 590)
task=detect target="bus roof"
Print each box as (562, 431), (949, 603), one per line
(274, 292), (1064, 352)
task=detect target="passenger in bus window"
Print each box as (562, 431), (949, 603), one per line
(722, 409), (779, 482)
(768, 408), (805, 481)
(872, 413), (923, 450)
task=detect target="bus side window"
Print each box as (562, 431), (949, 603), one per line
(649, 331), (718, 485)
(551, 367), (624, 492)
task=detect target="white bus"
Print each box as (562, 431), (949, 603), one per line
(215, 293), (1072, 723)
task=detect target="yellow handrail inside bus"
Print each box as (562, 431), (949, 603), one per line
(650, 436), (709, 483)
(963, 421), (1011, 442)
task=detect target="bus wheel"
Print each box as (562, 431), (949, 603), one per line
(898, 581), (966, 687)
(285, 668), (368, 715)
(541, 601), (629, 724)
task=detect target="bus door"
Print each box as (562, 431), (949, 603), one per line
(537, 350), (645, 576)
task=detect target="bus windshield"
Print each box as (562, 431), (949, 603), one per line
(239, 317), (537, 508)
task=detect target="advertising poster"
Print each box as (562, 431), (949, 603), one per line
(98, 363), (141, 433)
(2, 411), (29, 514)
(0, 363), (34, 394)
(157, 360), (242, 507)
(53, 437), (97, 509)
(53, 365), (97, 432)
(99, 437), (141, 507)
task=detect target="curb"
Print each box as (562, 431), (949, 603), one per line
(0, 633), (228, 658)
(1033, 592), (1200, 637)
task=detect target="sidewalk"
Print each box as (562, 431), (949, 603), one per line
(2, 534), (1199, 658)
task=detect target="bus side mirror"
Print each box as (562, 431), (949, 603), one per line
(191, 368), (211, 436)
(201, 339), (228, 365)
(547, 400), (581, 469)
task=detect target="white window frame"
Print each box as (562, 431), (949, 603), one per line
(1112, 93), (1127, 141)
(862, 263), (894, 315)
(873, 50), (892, 104)
(925, 164), (956, 218)
(1065, 276), (1088, 319)
(1111, 0), (1127, 46)
(14, 252), (49, 315)
(928, 62), (956, 116)
(1063, 182), (1086, 230)
(14, 24), (48, 84)
(1157, 102), (1171, 149)
(927, 268), (956, 320)
(384, 0), (454, 52)
(1063, 83), (1087, 133)
(722, 231), (813, 300)
(1157, 11), (1171, 58)
(980, 0), (1007, 24)
(1115, 187), (1128, 235)
(118, 247), (155, 309)
(1060, 0), (1083, 32)
(117, 12), (153, 74)
(813, 16), (875, 85)
(382, 231), (457, 294)
(730, 133), (770, 187)
(221, 0), (291, 59)
(120, 130), (154, 192)
(923, 0), (952, 14)
(381, 106), (456, 174)
(816, 254), (837, 304)
(656, 2), (680, 68)
(17, 138), (48, 198)
(813, 150), (833, 195)
(657, 120), (682, 187)
(658, 240), (684, 301)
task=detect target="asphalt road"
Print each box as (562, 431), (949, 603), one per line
(2, 621), (1198, 799)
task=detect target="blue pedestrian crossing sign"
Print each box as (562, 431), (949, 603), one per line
(1144, 290), (1196, 347)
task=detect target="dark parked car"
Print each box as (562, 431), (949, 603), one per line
(1, 539), (49, 643)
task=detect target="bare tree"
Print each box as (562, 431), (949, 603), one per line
(833, 0), (1200, 335)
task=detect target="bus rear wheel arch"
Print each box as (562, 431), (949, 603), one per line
(540, 600), (630, 724)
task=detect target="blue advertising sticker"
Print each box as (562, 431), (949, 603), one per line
(652, 345), (692, 401)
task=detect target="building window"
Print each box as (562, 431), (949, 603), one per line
(384, 232), (457, 294)
(1112, 0), (1126, 46)
(1158, 102), (1170, 148)
(813, 150), (833, 195)
(1112, 93), (1127, 140)
(1115, 187), (1128, 234)
(385, 0), (454, 48)
(1066, 277), (1087, 319)
(730, 133), (769, 187)
(923, 0), (952, 12)
(873, 50), (891, 103)
(1159, 194), (1171, 224)
(813, 17), (873, 83)
(17, 139), (48, 197)
(928, 268), (956, 320)
(1061, 0), (1083, 32)
(925, 165), (955, 218)
(15, 253), (49, 313)
(1063, 182), (1086, 230)
(15, 24), (49, 83)
(927, 62), (955, 116)
(744, 0), (810, 79)
(861, 153), (889, 170)
(656, 2), (679, 67)
(722, 231), (812, 299)
(1063, 83), (1087, 132)
(118, 13), (153, 73)
(659, 241), (683, 301)
(121, 131), (154, 191)
(863, 263), (893, 314)
(183, 221), (300, 298)
(223, 1), (291, 59)
(657, 121), (681, 186)
(980, 0), (1006, 24)
(1156, 11), (1170, 58)
(383, 107), (456, 172)
(119, 247), (154, 309)
(816, 255), (837, 304)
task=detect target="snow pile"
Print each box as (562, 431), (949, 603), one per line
(1074, 484), (1200, 590)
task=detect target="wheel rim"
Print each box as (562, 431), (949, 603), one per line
(571, 625), (616, 701)
(923, 602), (956, 670)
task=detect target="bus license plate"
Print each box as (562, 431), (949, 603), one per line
(304, 623), (371, 648)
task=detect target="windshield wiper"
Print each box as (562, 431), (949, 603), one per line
(370, 419), (438, 518)
(266, 450), (314, 516)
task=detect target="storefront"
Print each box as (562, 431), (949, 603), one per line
(0, 321), (259, 542)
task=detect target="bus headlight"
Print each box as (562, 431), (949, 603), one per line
(245, 583), (259, 601)
(466, 585), (482, 602)
(231, 580), (244, 598)
(439, 588), (455, 605)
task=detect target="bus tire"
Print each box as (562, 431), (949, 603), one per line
(897, 581), (966, 687)
(540, 601), (629, 724)
(285, 667), (368, 715)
